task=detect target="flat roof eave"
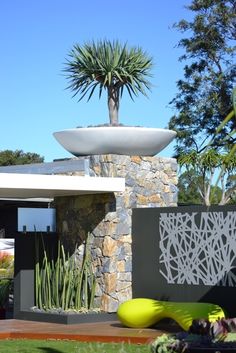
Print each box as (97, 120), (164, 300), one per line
(0, 173), (125, 199)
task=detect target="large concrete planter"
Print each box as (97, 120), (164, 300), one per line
(53, 127), (176, 156)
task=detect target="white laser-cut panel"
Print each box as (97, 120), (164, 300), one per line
(159, 211), (236, 286)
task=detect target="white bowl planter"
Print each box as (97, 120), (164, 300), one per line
(53, 126), (176, 156)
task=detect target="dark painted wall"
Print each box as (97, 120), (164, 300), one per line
(14, 233), (58, 315)
(132, 205), (236, 317)
(0, 206), (17, 237)
(0, 200), (51, 238)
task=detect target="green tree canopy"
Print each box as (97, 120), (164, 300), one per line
(0, 150), (44, 166)
(169, 0), (236, 155)
(178, 169), (204, 205)
(64, 39), (153, 125)
(178, 169), (223, 205)
(178, 149), (236, 205)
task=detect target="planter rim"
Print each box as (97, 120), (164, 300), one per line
(56, 126), (176, 132)
(53, 126), (177, 157)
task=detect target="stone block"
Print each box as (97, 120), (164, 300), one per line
(140, 160), (151, 170)
(131, 156), (142, 164)
(126, 176), (136, 187)
(103, 222), (117, 236)
(125, 256), (132, 272)
(104, 272), (117, 293)
(92, 256), (102, 267)
(117, 260), (126, 272)
(123, 243), (132, 256)
(116, 280), (131, 291)
(136, 194), (148, 205)
(95, 282), (103, 297)
(116, 222), (130, 235)
(104, 212), (118, 222)
(116, 286), (132, 304)
(102, 257), (117, 273)
(119, 235), (132, 244)
(101, 293), (119, 312)
(148, 194), (162, 203)
(102, 237), (118, 256)
(118, 272), (132, 281)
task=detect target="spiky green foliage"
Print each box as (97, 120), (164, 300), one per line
(35, 234), (96, 311)
(64, 39), (153, 124)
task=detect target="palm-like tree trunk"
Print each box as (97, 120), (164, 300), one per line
(107, 86), (119, 125)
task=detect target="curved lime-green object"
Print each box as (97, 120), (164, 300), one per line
(117, 298), (225, 331)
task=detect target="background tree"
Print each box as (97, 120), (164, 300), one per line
(178, 149), (236, 205)
(0, 150), (44, 166)
(64, 39), (153, 125)
(227, 175), (236, 203)
(178, 169), (205, 204)
(169, 0), (236, 155)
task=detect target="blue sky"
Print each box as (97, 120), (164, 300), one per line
(0, 0), (192, 162)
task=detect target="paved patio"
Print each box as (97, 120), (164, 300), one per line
(0, 319), (179, 344)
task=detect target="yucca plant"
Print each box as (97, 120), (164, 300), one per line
(64, 39), (153, 125)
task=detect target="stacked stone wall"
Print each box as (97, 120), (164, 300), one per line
(55, 155), (177, 312)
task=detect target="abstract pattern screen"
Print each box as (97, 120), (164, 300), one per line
(159, 211), (236, 287)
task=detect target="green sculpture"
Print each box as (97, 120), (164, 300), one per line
(117, 298), (225, 331)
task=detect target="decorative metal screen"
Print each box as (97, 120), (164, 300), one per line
(132, 206), (236, 316)
(159, 211), (236, 287)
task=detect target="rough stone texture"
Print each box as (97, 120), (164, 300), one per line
(55, 154), (177, 312)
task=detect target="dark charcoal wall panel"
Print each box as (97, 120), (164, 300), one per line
(132, 205), (236, 317)
(14, 233), (58, 317)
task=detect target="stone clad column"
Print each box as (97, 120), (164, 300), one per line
(55, 155), (178, 312)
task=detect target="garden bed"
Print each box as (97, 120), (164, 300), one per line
(187, 348), (236, 353)
(15, 309), (117, 324)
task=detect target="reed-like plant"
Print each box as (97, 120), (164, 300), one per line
(35, 233), (96, 311)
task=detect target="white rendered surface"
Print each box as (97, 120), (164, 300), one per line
(53, 127), (177, 156)
(0, 173), (125, 199)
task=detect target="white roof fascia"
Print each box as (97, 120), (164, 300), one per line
(0, 173), (125, 199)
(0, 197), (54, 203)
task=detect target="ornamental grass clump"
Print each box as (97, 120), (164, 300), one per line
(35, 234), (96, 312)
